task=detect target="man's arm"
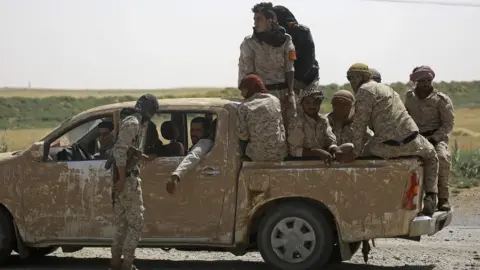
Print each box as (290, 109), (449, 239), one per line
(323, 122), (338, 153)
(431, 95), (455, 143)
(171, 139), (214, 181)
(284, 37), (296, 95)
(287, 116), (305, 157)
(237, 105), (250, 141)
(238, 38), (255, 87)
(350, 89), (375, 156)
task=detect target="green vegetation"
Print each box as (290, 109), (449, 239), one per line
(1, 80), (480, 130)
(451, 140), (480, 189)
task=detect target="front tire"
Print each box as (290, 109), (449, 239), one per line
(257, 203), (334, 270)
(0, 208), (15, 265)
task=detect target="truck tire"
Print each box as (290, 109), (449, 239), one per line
(0, 208), (15, 265)
(257, 203), (334, 270)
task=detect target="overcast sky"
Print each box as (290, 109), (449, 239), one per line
(0, 0), (478, 89)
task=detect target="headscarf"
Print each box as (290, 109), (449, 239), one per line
(332, 90), (355, 104)
(347, 63), (372, 79)
(272, 5), (298, 30)
(410, 66), (435, 82)
(239, 74), (268, 99)
(298, 87), (324, 101)
(253, 6), (288, 47)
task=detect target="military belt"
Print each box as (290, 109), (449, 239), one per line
(420, 129), (438, 137)
(383, 131), (419, 147)
(265, 82), (288, 91)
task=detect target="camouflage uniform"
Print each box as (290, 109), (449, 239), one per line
(405, 89), (454, 200)
(111, 113), (148, 267)
(238, 34), (296, 120)
(326, 112), (374, 152)
(351, 80), (439, 195)
(237, 92), (287, 161)
(287, 111), (338, 157)
(171, 138), (214, 180)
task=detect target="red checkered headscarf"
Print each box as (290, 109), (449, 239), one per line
(239, 74), (268, 99)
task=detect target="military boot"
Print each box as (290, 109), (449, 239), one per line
(421, 193), (437, 217)
(437, 198), (451, 211)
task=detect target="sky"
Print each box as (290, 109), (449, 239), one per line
(0, 0), (479, 89)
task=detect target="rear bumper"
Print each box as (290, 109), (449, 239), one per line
(408, 208), (453, 237)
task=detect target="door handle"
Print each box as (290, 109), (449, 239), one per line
(200, 167), (220, 176)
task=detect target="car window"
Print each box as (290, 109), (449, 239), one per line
(186, 113), (217, 150)
(56, 119), (102, 147)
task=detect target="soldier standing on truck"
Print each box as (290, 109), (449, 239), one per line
(405, 66), (454, 211)
(343, 63), (439, 217)
(326, 90), (373, 155)
(109, 94), (159, 270)
(237, 74), (287, 161)
(287, 88), (340, 166)
(238, 2), (297, 126)
(272, 5), (320, 96)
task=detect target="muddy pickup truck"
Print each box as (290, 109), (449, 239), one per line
(0, 98), (452, 269)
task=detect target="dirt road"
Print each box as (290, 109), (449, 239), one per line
(4, 188), (480, 270)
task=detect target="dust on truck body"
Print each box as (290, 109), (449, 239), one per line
(0, 98), (453, 270)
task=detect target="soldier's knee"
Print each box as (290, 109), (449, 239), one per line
(436, 150), (451, 163)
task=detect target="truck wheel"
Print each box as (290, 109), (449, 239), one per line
(257, 203), (334, 270)
(0, 209), (15, 265)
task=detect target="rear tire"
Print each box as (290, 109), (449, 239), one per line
(257, 203), (334, 270)
(0, 208), (15, 265)
(27, 246), (58, 259)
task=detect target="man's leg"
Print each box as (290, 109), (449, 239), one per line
(436, 141), (452, 211)
(121, 177), (145, 270)
(110, 199), (127, 269)
(368, 135), (439, 216)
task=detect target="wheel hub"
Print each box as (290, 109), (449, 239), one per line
(270, 217), (316, 263)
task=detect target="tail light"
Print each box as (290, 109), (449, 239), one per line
(403, 172), (419, 210)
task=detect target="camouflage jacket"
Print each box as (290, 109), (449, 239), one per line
(404, 89), (454, 143)
(237, 92), (287, 161)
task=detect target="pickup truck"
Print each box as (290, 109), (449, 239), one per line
(0, 98), (453, 270)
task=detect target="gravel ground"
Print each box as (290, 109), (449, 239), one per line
(4, 187), (480, 270)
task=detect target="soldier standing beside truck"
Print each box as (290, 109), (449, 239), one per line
(108, 94), (159, 270)
(344, 63), (439, 217)
(238, 2), (297, 126)
(405, 66), (454, 211)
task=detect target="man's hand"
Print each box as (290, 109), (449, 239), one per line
(141, 154), (155, 162)
(166, 175), (179, 194)
(315, 149), (333, 166)
(286, 93), (296, 110)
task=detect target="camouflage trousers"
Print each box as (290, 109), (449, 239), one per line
(111, 176), (145, 263)
(365, 135), (439, 194)
(435, 141), (451, 199)
(269, 88), (296, 131)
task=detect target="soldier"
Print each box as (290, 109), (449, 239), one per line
(326, 90), (373, 154)
(287, 88), (339, 166)
(272, 5), (320, 95)
(237, 74), (287, 161)
(238, 2), (297, 125)
(109, 94), (159, 270)
(166, 117), (215, 194)
(369, 68), (381, 83)
(406, 66), (454, 211)
(343, 63), (439, 217)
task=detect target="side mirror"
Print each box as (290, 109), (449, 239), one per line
(27, 141), (45, 160)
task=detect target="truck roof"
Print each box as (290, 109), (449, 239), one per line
(76, 97), (242, 119)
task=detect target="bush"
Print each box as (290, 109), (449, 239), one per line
(451, 140), (480, 189)
(0, 131), (8, 153)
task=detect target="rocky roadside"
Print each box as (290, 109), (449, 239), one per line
(5, 187), (480, 270)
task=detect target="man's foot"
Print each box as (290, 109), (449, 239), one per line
(437, 198), (451, 211)
(421, 193), (437, 217)
(121, 262), (138, 270)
